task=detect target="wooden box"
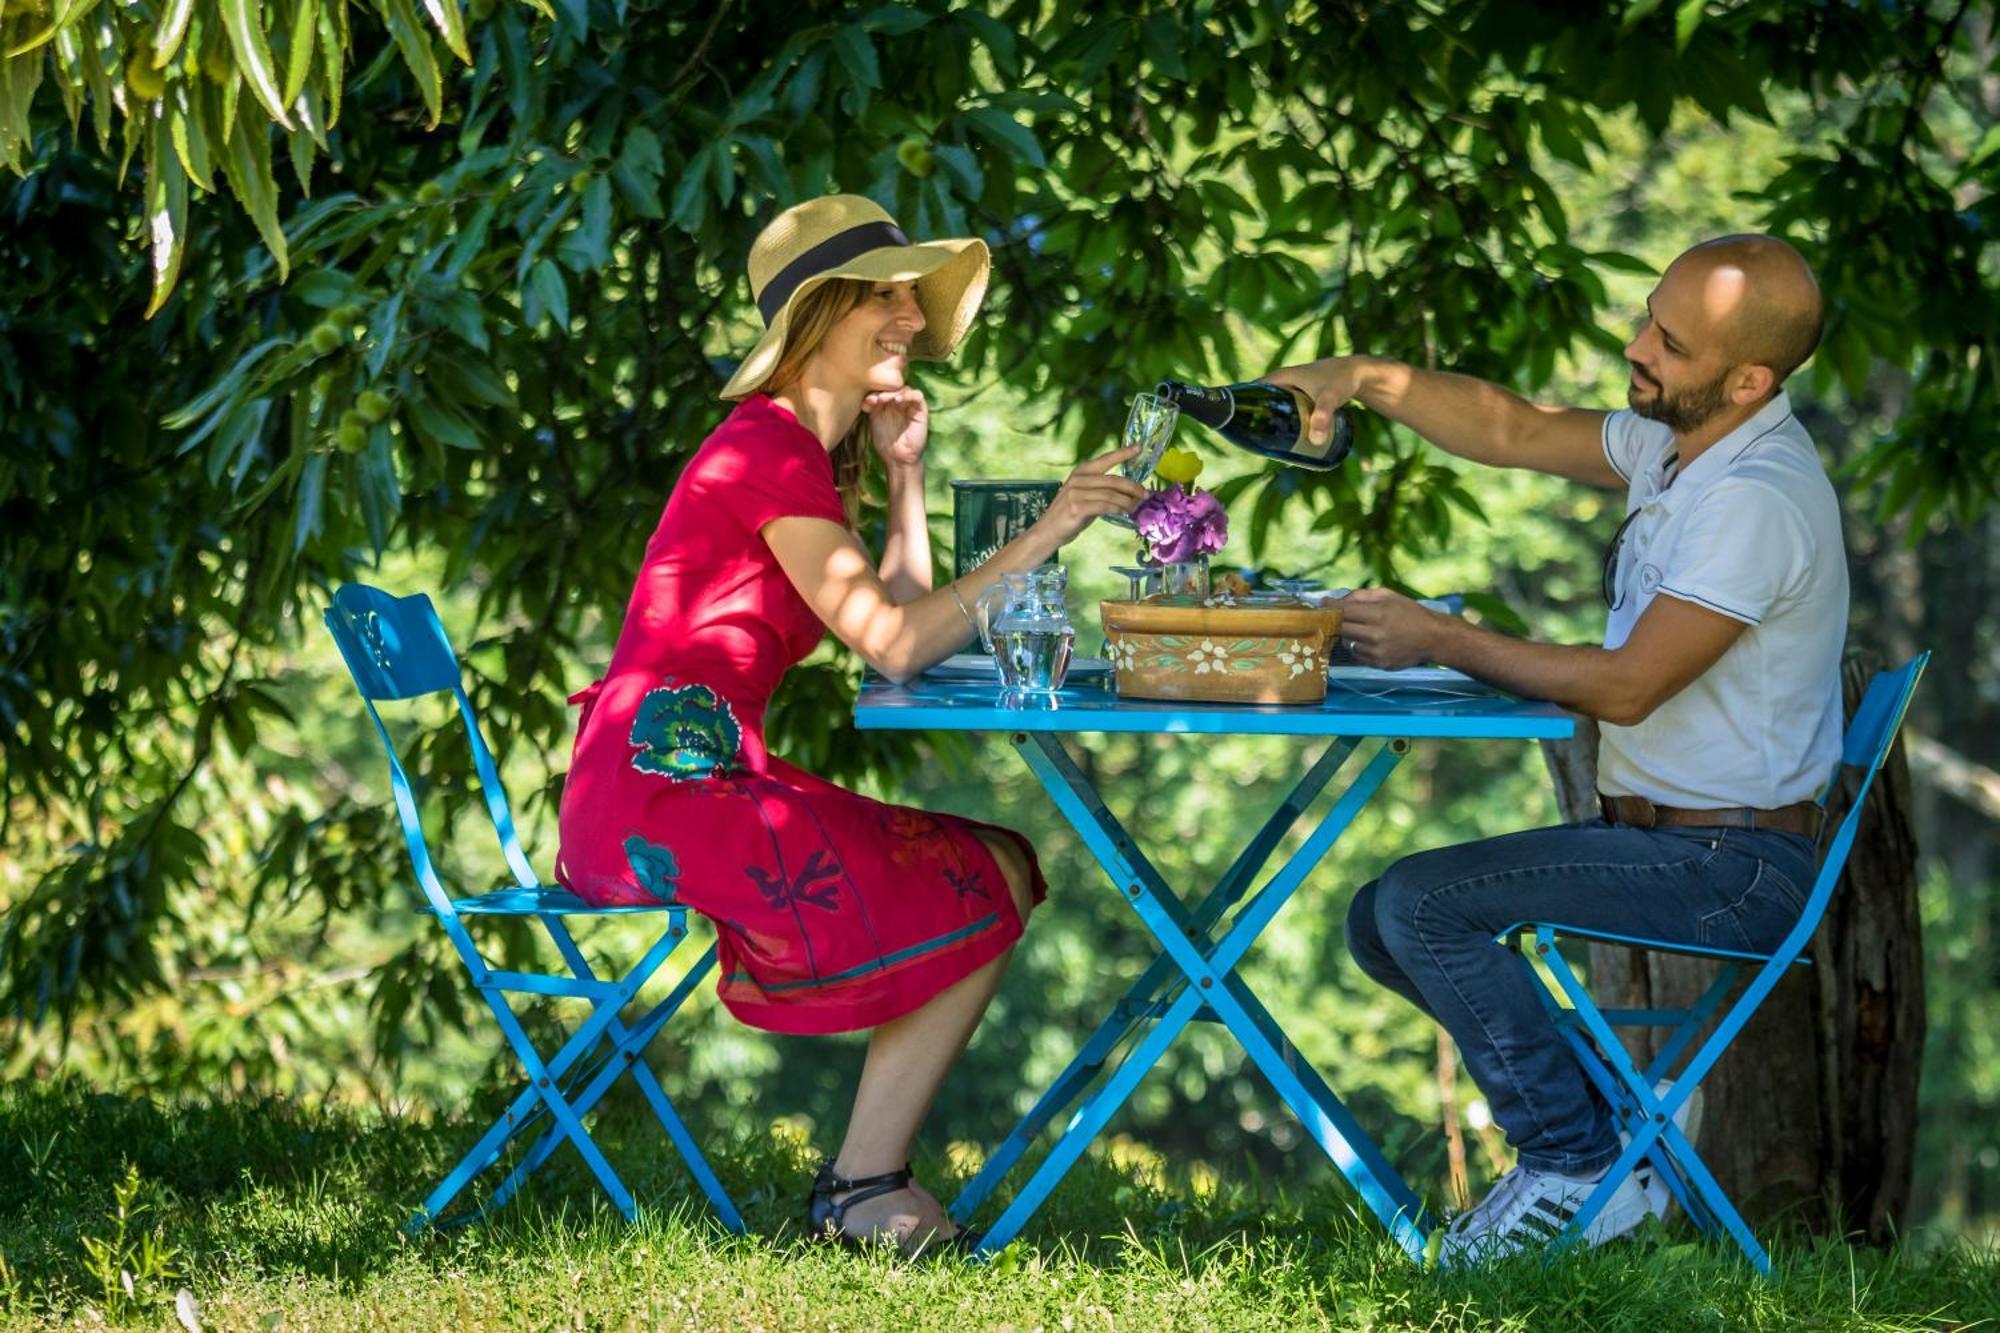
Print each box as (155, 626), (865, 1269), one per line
(1099, 596), (1344, 705)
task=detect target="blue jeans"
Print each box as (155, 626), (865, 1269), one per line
(1345, 819), (1817, 1177)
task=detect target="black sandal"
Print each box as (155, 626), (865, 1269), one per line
(804, 1161), (985, 1255)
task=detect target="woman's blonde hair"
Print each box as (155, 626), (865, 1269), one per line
(763, 277), (881, 527)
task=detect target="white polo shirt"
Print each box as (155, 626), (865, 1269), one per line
(1596, 391), (1849, 809)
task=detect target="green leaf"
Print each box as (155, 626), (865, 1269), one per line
(829, 26), (880, 90)
(3, 0), (101, 59)
(293, 451), (327, 554)
(430, 352), (514, 407)
(220, 0), (295, 128)
(420, 0), (472, 64)
(1620, 0), (1668, 30)
(0, 24), (46, 170)
(669, 145), (713, 230)
(168, 85), (213, 189)
(529, 258), (569, 330)
(957, 10), (1019, 79)
(144, 111), (189, 318)
(154, 0), (197, 67)
(287, 115), (316, 195)
(1674, 0), (1704, 52)
(861, 4), (931, 35)
(364, 290), (403, 378)
(408, 397), (481, 450)
(1140, 13), (1186, 79)
(379, 0), (443, 129)
(289, 269), (352, 306)
(218, 115), (289, 279)
(933, 143), (983, 199)
(963, 106), (1045, 170)
(611, 126), (664, 218)
(317, 0), (343, 127)
(284, 0), (319, 105)
(576, 175), (612, 269)
(1588, 249), (1657, 276)
(429, 289), (488, 350)
(445, 193), (499, 278)
(1461, 590), (1529, 636)
(165, 337), (289, 429)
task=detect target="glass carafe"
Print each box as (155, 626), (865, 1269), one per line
(976, 567), (1075, 695)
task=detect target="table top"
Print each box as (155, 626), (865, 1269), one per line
(854, 673), (1575, 739)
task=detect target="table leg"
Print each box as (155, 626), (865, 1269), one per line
(964, 732), (1429, 1258)
(951, 739), (1357, 1223)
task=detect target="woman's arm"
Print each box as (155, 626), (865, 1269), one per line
(876, 460), (933, 604)
(765, 447), (1146, 684)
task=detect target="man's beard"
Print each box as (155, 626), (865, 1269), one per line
(1630, 365), (1731, 433)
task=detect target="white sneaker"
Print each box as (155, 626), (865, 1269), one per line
(1438, 1164), (1653, 1266)
(1622, 1082), (1705, 1219)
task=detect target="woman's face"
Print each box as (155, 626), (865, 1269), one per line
(814, 281), (926, 393)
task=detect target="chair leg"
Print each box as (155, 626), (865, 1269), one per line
(1538, 943), (1772, 1273)
(484, 997), (641, 1219)
(418, 928), (683, 1227)
(489, 939), (742, 1231)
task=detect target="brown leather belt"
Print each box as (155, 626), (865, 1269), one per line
(1599, 792), (1823, 840)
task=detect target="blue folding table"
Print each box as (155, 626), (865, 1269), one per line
(854, 671), (1573, 1259)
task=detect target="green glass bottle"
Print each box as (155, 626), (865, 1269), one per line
(1156, 379), (1353, 472)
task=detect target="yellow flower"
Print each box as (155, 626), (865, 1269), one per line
(1153, 446), (1203, 486)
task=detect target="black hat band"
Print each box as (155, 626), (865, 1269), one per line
(756, 221), (912, 324)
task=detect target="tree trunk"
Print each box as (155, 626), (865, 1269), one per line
(1536, 651), (1923, 1239)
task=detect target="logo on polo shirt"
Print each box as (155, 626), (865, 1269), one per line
(1639, 563), (1664, 594)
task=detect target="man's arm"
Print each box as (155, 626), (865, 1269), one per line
(1266, 355), (1624, 489)
(1339, 588), (1747, 726)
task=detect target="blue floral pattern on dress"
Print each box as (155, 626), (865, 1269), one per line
(622, 834), (681, 901)
(629, 681), (742, 781)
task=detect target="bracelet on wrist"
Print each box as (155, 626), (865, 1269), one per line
(949, 580), (979, 634)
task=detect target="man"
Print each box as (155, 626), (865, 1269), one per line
(1268, 235), (1845, 1262)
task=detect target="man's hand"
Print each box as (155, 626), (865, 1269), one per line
(1266, 357), (1373, 449)
(863, 387), (929, 471)
(1338, 587), (1447, 669)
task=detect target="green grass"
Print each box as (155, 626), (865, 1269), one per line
(1, 1083), (1993, 1331)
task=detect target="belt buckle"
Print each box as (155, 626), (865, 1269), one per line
(1627, 795), (1658, 829)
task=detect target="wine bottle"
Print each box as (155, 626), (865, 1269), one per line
(1155, 379), (1353, 472)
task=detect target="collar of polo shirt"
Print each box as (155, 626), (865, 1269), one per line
(1644, 391), (1797, 516)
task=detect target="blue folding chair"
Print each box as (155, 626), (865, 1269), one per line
(324, 583), (744, 1233)
(1502, 653), (1927, 1273)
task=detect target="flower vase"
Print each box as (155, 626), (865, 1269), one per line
(1160, 555), (1210, 598)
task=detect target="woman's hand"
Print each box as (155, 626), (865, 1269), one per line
(862, 387), (929, 471)
(1030, 446), (1149, 545)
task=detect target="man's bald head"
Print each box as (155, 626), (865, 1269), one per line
(1670, 234), (1824, 384)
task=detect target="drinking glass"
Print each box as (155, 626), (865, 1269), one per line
(1109, 564), (1163, 601)
(1104, 392), (1179, 529)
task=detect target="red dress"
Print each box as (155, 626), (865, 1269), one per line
(556, 394), (1045, 1035)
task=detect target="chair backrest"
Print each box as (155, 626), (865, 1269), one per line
(324, 584), (540, 920)
(1770, 652), (1929, 968)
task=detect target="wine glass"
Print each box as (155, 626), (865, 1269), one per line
(1108, 564), (1163, 601)
(1104, 391), (1179, 529)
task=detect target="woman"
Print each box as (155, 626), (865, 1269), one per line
(556, 194), (1144, 1253)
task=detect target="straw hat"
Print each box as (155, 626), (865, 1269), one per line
(720, 194), (992, 400)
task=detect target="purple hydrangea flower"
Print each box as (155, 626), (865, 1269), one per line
(1186, 488), (1229, 556)
(1133, 483), (1228, 565)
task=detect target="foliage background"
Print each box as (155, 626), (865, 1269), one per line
(3, 0), (1998, 1265)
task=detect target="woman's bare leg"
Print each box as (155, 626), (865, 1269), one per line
(828, 831), (1036, 1249)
